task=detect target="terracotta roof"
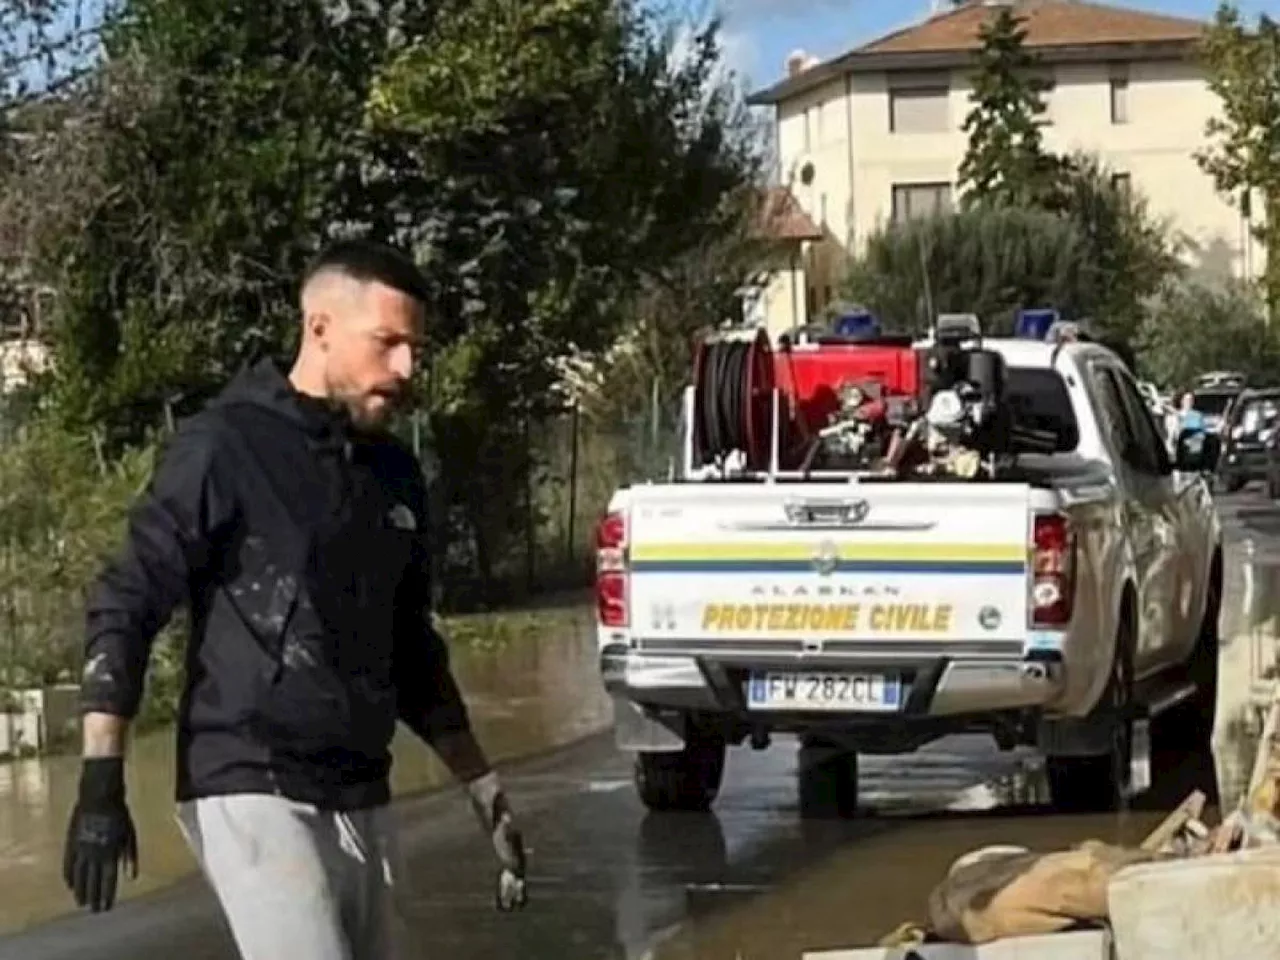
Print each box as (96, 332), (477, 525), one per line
(748, 0), (1206, 106)
(860, 0), (1204, 55)
(757, 187), (824, 242)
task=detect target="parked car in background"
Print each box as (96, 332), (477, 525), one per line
(1195, 371), (1247, 390)
(1216, 388), (1280, 494)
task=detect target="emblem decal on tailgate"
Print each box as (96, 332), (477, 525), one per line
(812, 540), (838, 576)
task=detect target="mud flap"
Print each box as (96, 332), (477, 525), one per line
(612, 695), (686, 752)
(1126, 716), (1151, 799)
(1038, 713), (1151, 799)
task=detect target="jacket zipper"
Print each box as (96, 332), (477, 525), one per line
(335, 436), (365, 609)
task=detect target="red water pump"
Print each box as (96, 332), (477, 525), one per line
(690, 327), (924, 473)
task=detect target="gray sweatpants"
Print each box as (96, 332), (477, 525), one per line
(176, 794), (408, 960)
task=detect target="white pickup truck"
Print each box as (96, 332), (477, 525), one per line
(595, 332), (1222, 814)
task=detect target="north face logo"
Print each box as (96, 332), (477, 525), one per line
(387, 504), (417, 531)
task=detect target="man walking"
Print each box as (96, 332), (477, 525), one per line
(61, 239), (528, 959)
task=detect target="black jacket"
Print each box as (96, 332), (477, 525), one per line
(80, 359), (470, 810)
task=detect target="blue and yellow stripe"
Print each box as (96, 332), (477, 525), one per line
(629, 541), (1026, 575)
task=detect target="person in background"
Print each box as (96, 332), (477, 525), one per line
(61, 238), (527, 960)
(1179, 391), (1206, 434)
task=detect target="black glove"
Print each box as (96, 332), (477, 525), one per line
(62, 757), (138, 913)
(465, 771), (528, 912)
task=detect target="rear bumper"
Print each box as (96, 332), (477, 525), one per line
(600, 638), (1066, 726)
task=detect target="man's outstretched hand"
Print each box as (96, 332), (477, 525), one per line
(62, 757), (138, 913)
(465, 771), (528, 912)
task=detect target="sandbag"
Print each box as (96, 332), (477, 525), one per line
(927, 841), (1166, 944)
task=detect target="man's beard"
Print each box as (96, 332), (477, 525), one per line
(346, 388), (404, 431)
(318, 379), (377, 431)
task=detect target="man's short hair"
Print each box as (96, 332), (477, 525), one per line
(301, 238), (430, 304)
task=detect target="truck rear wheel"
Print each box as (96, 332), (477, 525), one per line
(1046, 615), (1136, 812)
(634, 735), (726, 812)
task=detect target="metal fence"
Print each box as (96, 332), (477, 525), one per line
(534, 396), (682, 571)
(404, 388), (683, 606)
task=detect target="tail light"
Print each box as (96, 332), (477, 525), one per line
(1031, 513), (1075, 627)
(595, 511), (628, 628)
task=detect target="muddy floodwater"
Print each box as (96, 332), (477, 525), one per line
(0, 600), (604, 935)
(607, 731), (1220, 960)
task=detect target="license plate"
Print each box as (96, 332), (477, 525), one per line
(746, 672), (901, 712)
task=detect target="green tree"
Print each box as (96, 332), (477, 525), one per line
(576, 185), (774, 434)
(367, 0), (759, 411)
(42, 1), (444, 440)
(840, 206), (1091, 334)
(957, 6), (1063, 210)
(1056, 152), (1181, 344)
(366, 0), (761, 589)
(1196, 3), (1280, 310)
(30, 0), (760, 595)
(0, 421), (163, 694)
(1136, 278), (1280, 388)
(841, 164), (1178, 345)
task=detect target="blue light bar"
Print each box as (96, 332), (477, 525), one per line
(1015, 308), (1060, 340)
(834, 308), (880, 338)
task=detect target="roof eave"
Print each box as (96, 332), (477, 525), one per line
(746, 36), (1201, 106)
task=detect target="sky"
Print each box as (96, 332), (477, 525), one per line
(700, 0), (1280, 95)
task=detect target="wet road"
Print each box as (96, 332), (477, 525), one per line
(0, 732), (1219, 960)
(0, 490), (1275, 959)
(0, 602), (608, 935)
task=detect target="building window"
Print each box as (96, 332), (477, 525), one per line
(1109, 67), (1129, 124)
(803, 107), (812, 150)
(891, 182), (953, 224)
(1111, 172), (1132, 195)
(889, 85), (950, 133)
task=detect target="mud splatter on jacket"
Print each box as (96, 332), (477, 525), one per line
(80, 359), (470, 810)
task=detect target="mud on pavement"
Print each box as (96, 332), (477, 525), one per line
(0, 600), (604, 936)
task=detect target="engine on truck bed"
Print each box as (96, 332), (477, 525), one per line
(687, 313), (1061, 481)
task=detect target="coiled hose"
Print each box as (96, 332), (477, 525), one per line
(694, 336), (774, 469)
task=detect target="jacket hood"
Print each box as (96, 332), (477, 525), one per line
(209, 357), (351, 444)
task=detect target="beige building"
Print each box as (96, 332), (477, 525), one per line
(746, 0), (1258, 327)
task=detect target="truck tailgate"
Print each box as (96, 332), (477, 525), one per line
(626, 483), (1031, 648)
